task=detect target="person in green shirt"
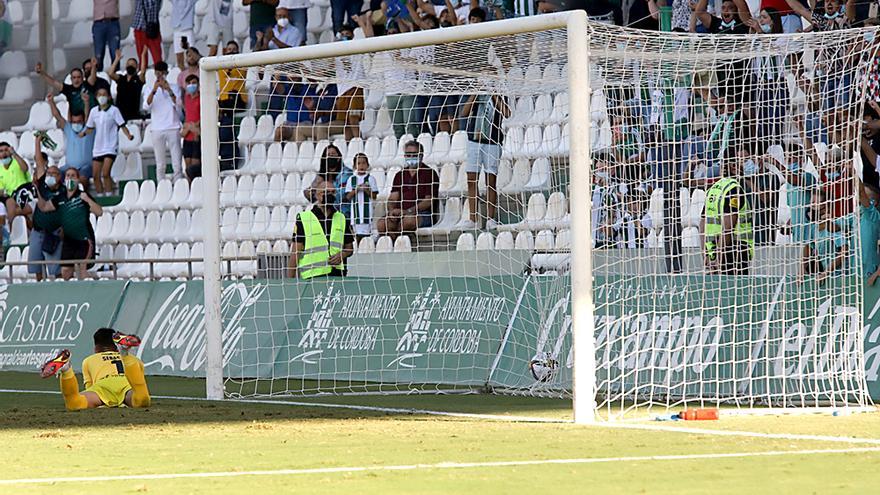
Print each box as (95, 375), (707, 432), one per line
(0, 141), (32, 224)
(37, 168), (103, 281)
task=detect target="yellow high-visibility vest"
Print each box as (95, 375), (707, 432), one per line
(297, 210), (346, 279)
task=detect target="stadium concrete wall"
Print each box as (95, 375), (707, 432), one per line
(0, 277), (877, 402)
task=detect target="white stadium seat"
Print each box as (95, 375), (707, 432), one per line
(168, 179), (190, 209)
(456, 232), (475, 251)
(374, 235), (393, 253)
(393, 236), (412, 253)
(150, 180), (173, 210)
(0, 77), (33, 105)
(134, 180), (156, 210)
(12, 101), (55, 132)
(143, 211), (162, 242)
(475, 232), (495, 250)
(0, 51), (27, 79)
(64, 21), (93, 48)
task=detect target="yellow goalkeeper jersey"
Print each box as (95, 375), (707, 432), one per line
(82, 351), (127, 388)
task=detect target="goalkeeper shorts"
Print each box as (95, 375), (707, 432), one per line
(85, 376), (132, 407)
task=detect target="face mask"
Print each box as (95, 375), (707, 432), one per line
(866, 31), (876, 43)
(97, 95), (109, 106)
(45, 175), (57, 187)
(743, 159), (757, 176)
(760, 23), (772, 33)
(126, 66), (137, 76)
(277, 18), (289, 28)
(340, 35), (352, 41)
(404, 157), (419, 168)
(71, 123), (84, 133)
(325, 193), (336, 205)
(0, 157), (11, 166)
(824, 11), (839, 20)
(787, 161), (800, 173)
(440, 21), (452, 28)
(186, 84), (198, 95)
(720, 19), (735, 29)
(66, 178), (77, 190)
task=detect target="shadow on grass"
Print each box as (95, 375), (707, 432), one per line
(0, 371), (572, 430)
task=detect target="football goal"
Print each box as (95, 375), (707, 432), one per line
(199, 11), (876, 422)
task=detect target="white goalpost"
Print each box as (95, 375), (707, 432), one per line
(198, 12), (875, 422)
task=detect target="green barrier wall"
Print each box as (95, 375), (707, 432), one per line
(0, 277), (876, 401)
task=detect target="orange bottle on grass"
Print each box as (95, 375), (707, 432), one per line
(679, 408), (719, 421)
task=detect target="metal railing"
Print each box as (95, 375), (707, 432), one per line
(0, 254), (291, 282)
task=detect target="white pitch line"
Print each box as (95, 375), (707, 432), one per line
(2, 389), (879, 445)
(2, 447), (880, 485)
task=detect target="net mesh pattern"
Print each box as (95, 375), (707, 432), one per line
(211, 21), (877, 419)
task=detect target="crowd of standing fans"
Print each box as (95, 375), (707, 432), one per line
(2, 0), (880, 281)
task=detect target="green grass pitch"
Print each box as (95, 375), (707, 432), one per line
(1, 371), (879, 494)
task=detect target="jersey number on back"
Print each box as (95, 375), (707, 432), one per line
(111, 359), (124, 375)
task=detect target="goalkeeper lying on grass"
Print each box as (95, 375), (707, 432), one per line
(40, 328), (151, 411)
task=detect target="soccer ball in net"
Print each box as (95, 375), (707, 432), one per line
(529, 354), (559, 383)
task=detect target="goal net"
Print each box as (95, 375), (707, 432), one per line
(200, 14), (876, 420)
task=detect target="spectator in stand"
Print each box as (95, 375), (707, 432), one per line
(92, 0), (121, 71)
(459, 93), (510, 230)
(281, 0), (309, 38)
(47, 92), (95, 189)
(171, 0), (197, 71)
(734, 0), (799, 33)
(207, 0), (235, 57)
(37, 169), (103, 281)
(343, 153), (379, 238)
(83, 58), (113, 105)
(799, 190), (849, 284)
(331, 0), (361, 35)
(780, 142), (816, 246)
(133, 0), (163, 65)
(273, 75), (318, 139)
(691, 0), (750, 33)
(289, 175), (355, 279)
(218, 41), (246, 171)
(257, 7), (304, 50)
(107, 48), (147, 122)
(784, 0), (854, 30)
(181, 74), (202, 181)
(35, 63), (91, 117)
(245, 0), (280, 48)
(0, 1), (11, 55)
(0, 142), (31, 222)
(176, 47), (201, 92)
(83, 88), (133, 196)
(143, 61), (184, 181)
(377, 141), (439, 239)
(332, 23), (365, 140)
(741, 153), (780, 246)
(316, 144), (353, 216)
(31, 144), (66, 281)
(275, 81), (343, 141)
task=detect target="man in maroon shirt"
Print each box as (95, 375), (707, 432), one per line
(377, 141), (439, 240)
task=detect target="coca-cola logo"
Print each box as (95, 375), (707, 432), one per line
(136, 282), (266, 372)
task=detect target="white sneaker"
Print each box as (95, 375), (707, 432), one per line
(456, 219), (477, 230)
(485, 219), (498, 231)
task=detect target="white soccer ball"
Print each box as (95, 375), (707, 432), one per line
(529, 355), (559, 383)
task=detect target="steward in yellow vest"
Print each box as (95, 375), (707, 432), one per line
(289, 180), (354, 279)
(702, 177), (753, 275)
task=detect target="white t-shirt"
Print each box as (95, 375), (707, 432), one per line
(212, 0), (234, 27)
(142, 84), (182, 131)
(335, 55), (366, 97)
(279, 0), (311, 9)
(85, 105), (125, 157)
